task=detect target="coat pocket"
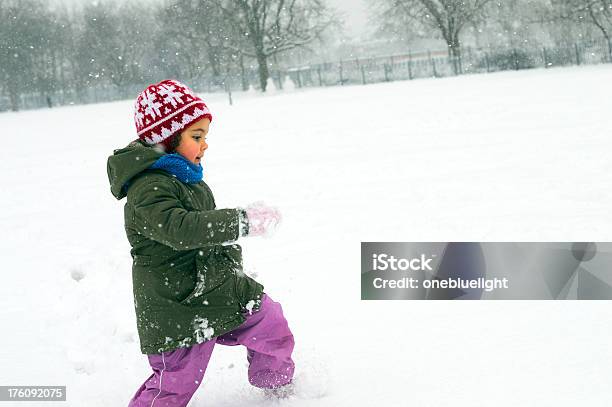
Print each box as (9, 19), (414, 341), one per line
(132, 252), (198, 305)
(218, 244), (248, 307)
(181, 247), (233, 305)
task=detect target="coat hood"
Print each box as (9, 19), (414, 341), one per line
(107, 139), (164, 200)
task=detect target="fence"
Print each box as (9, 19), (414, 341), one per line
(2, 38), (611, 112)
(278, 38), (612, 89)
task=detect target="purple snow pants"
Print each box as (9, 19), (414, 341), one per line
(128, 294), (295, 407)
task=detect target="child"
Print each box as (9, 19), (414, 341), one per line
(107, 79), (295, 407)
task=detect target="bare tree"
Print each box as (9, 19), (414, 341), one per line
(44, 4), (76, 105)
(374, 0), (492, 73)
(548, 0), (612, 58)
(0, 0), (56, 111)
(75, 2), (120, 92)
(113, 4), (158, 91)
(30, 10), (59, 106)
(371, 0), (423, 46)
(74, 1), (156, 97)
(222, 0), (335, 91)
(158, 0), (234, 86)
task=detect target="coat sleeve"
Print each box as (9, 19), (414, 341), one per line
(130, 179), (241, 250)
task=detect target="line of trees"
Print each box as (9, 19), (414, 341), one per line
(0, 0), (338, 111)
(372, 0), (612, 71)
(2, 0), (612, 111)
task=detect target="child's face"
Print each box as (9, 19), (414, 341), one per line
(176, 118), (210, 165)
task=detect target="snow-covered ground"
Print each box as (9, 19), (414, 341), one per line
(1, 65), (611, 407)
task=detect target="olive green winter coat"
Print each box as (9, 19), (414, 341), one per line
(107, 140), (263, 354)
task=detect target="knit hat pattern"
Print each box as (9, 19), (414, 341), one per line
(134, 79), (212, 145)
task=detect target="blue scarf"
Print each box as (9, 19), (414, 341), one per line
(149, 153), (203, 183)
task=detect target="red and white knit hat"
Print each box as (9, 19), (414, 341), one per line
(134, 79), (212, 146)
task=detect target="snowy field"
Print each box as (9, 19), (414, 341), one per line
(1, 65), (612, 407)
